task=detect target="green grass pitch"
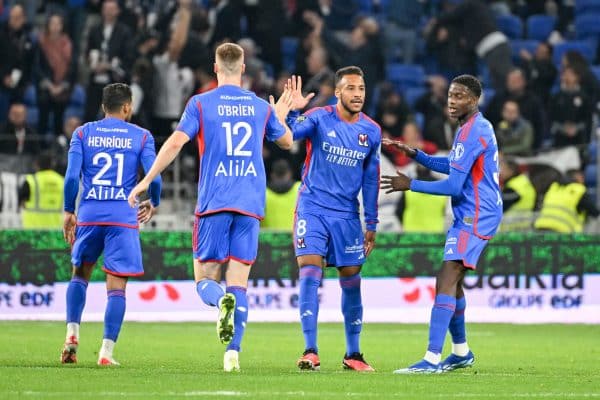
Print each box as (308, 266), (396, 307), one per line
(1, 322), (598, 399)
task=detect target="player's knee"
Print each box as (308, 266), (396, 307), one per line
(297, 255), (323, 268)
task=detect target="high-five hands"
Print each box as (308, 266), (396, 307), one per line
(288, 75), (315, 111)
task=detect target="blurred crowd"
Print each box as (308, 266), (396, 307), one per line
(1, 0), (599, 233)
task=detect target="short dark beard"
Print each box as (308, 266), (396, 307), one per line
(340, 97), (361, 118)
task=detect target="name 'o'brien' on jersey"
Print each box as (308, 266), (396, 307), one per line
(286, 106), (381, 229)
(176, 85), (286, 219)
(68, 117), (158, 227)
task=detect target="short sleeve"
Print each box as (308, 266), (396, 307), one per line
(176, 98), (202, 140)
(264, 106), (286, 142)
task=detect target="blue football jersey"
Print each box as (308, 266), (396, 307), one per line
(69, 117), (157, 227)
(288, 106), (381, 230)
(176, 85), (286, 219)
(448, 112), (503, 238)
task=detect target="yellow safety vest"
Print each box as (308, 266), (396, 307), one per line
(22, 169), (65, 229)
(262, 181), (301, 231)
(403, 190), (447, 233)
(534, 182), (586, 233)
(500, 174), (536, 231)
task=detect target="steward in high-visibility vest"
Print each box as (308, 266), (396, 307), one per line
(262, 159), (299, 231)
(500, 173), (536, 231)
(20, 154), (64, 229)
(534, 181), (586, 233)
(534, 170), (599, 233)
(402, 190), (447, 233)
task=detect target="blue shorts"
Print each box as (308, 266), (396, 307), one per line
(443, 227), (488, 269)
(193, 212), (260, 264)
(71, 225), (143, 276)
(294, 212), (365, 267)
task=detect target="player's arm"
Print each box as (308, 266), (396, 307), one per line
(268, 86), (294, 149)
(409, 168), (468, 196)
(128, 131), (189, 207)
(140, 133), (163, 208)
(63, 131), (83, 244)
(382, 138), (450, 174)
(362, 138), (381, 256)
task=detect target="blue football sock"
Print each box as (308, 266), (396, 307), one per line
(196, 279), (225, 307)
(226, 286), (248, 352)
(449, 296), (467, 344)
(340, 273), (362, 355)
(427, 294), (456, 355)
(66, 276), (88, 324)
(104, 289), (126, 341)
(299, 265), (322, 352)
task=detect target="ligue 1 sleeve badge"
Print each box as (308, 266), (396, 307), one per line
(358, 133), (369, 147)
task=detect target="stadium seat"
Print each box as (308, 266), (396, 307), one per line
(64, 105), (84, 121)
(280, 37), (298, 73)
(357, 0), (373, 14)
(385, 63), (426, 91)
(26, 106), (38, 126)
(69, 84), (86, 107)
(552, 40), (595, 66)
(496, 14), (523, 39)
(592, 65), (600, 82)
(510, 39), (540, 62)
(403, 87), (426, 109)
(584, 163), (597, 186)
(526, 14), (556, 41)
(575, 14), (600, 40)
(575, 0), (600, 15)
(23, 85), (37, 106)
(479, 88), (495, 112)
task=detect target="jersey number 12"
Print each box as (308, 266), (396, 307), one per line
(223, 121), (252, 156)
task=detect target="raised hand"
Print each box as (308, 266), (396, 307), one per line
(382, 138), (417, 158)
(381, 171), (412, 193)
(269, 84), (294, 122)
(289, 75), (315, 111)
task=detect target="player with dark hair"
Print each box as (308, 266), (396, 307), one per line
(382, 74), (502, 373)
(128, 42), (294, 372)
(61, 83), (162, 365)
(287, 66), (381, 371)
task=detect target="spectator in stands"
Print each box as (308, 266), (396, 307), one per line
(549, 66), (592, 149)
(54, 115), (81, 175)
(19, 152), (64, 229)
(0, 4), (35, 111)
(152, 0), (194, 140)
(396, 164), (448, 233)
(84, 0), (134, 121)
(303, 46), (333, 95)
(0, 103), (39, 155)
(499, 156), (536, 231)
(319, 0), (358, 32)
(307, 72), (337, 108)
(206, 0), (242, 47)
(427, 0), (513, 90)
(194, 61), (218, 95)
(376, 84), (412, 139)
(486, 68), (546, 150)
(518, 42), (557, 107)
(495, 100), (534, 156)
(262, 159), (301, 231)
(415, 75), (454, 150)
(382, 0), (423, 64)
(561, 51), (600, 114)
(34, 13), (75, 137)
(304, 11), (384, 109)
(383, 121), (437, 168)
(243, 0), (285, 75)
(534, 169), (599, 233)
(237, 37), (271, 97)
